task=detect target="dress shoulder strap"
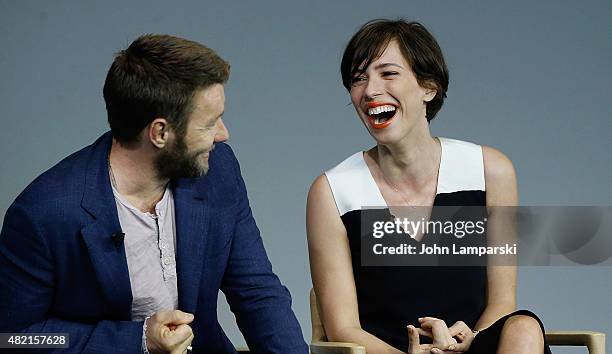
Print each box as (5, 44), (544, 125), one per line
(325, 152), (386, 216)
(436, 137), (486, 194)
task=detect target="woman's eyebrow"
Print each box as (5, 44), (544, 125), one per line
(374, 63), (404, 70)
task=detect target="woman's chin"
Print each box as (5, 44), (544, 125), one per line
(369, 130), (404, 146)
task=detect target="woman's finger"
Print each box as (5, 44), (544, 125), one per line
(419, 316), (443, 322)
(419, 319), (455, 349)
(407, 325), (420, 353)
(449, 322), (477, 352)
(448, 321), (471, 338)
(415, 327), (433, 337)
(430, 348), (462, 354)
(418, 318), (447, 330)
(449, 340), (471, 352)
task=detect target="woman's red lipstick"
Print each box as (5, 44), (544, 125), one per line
(366, 102), (398, 129)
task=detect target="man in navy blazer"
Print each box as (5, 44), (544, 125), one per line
(0, 35), (307, 353)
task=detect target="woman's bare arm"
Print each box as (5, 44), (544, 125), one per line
(307, 174), (405, 354)
(475, 146), (519, 330)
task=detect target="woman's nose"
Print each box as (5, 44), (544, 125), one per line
(364, 77), (383, 100)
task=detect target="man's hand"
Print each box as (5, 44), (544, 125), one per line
(145, 310), (195, 354)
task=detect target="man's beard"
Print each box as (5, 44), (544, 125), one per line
(154, 134), (209, 180)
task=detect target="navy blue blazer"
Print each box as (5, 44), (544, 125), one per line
(0, 133), (308, 353)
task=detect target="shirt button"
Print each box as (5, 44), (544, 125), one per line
(163, 257), (172, 266)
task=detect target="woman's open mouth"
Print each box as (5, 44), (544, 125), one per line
(366, 103), (397, 129)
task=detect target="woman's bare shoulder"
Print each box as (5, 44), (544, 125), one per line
(482, 145), (518, 205)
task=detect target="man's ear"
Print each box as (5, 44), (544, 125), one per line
(148, 118), (170, 148)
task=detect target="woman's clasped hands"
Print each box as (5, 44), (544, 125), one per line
(407, 317), (477, 354)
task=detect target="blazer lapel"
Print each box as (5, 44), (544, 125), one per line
(80, 133), (133, 319)
(173, 178), (210, 313)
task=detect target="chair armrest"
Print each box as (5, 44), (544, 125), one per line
(310, 341), (366, 354)
(546, 331), (606, 354)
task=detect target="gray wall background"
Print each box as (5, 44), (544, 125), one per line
(1, 1), (610, 352)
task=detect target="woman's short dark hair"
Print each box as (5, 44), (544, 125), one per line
(341, 19), (448, 121)
(103, 34), (230, 143)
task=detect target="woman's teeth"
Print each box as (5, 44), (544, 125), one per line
(368, 105), (397, 124)
(367, 104), (396, 116)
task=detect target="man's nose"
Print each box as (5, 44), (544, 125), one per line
(214, 118), (229, 143)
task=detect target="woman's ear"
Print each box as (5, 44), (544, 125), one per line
(422, 81), (438, 102)
(424, 89), (437, 102)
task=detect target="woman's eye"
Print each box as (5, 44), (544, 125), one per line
(382, 71), (398, 77)
(351, 75), (367, 85)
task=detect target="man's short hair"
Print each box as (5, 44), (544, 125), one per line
(340, 19), (449, 121)
(103, 34), (230, 143)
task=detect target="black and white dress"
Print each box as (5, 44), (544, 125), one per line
(324, 137), (551, 353)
